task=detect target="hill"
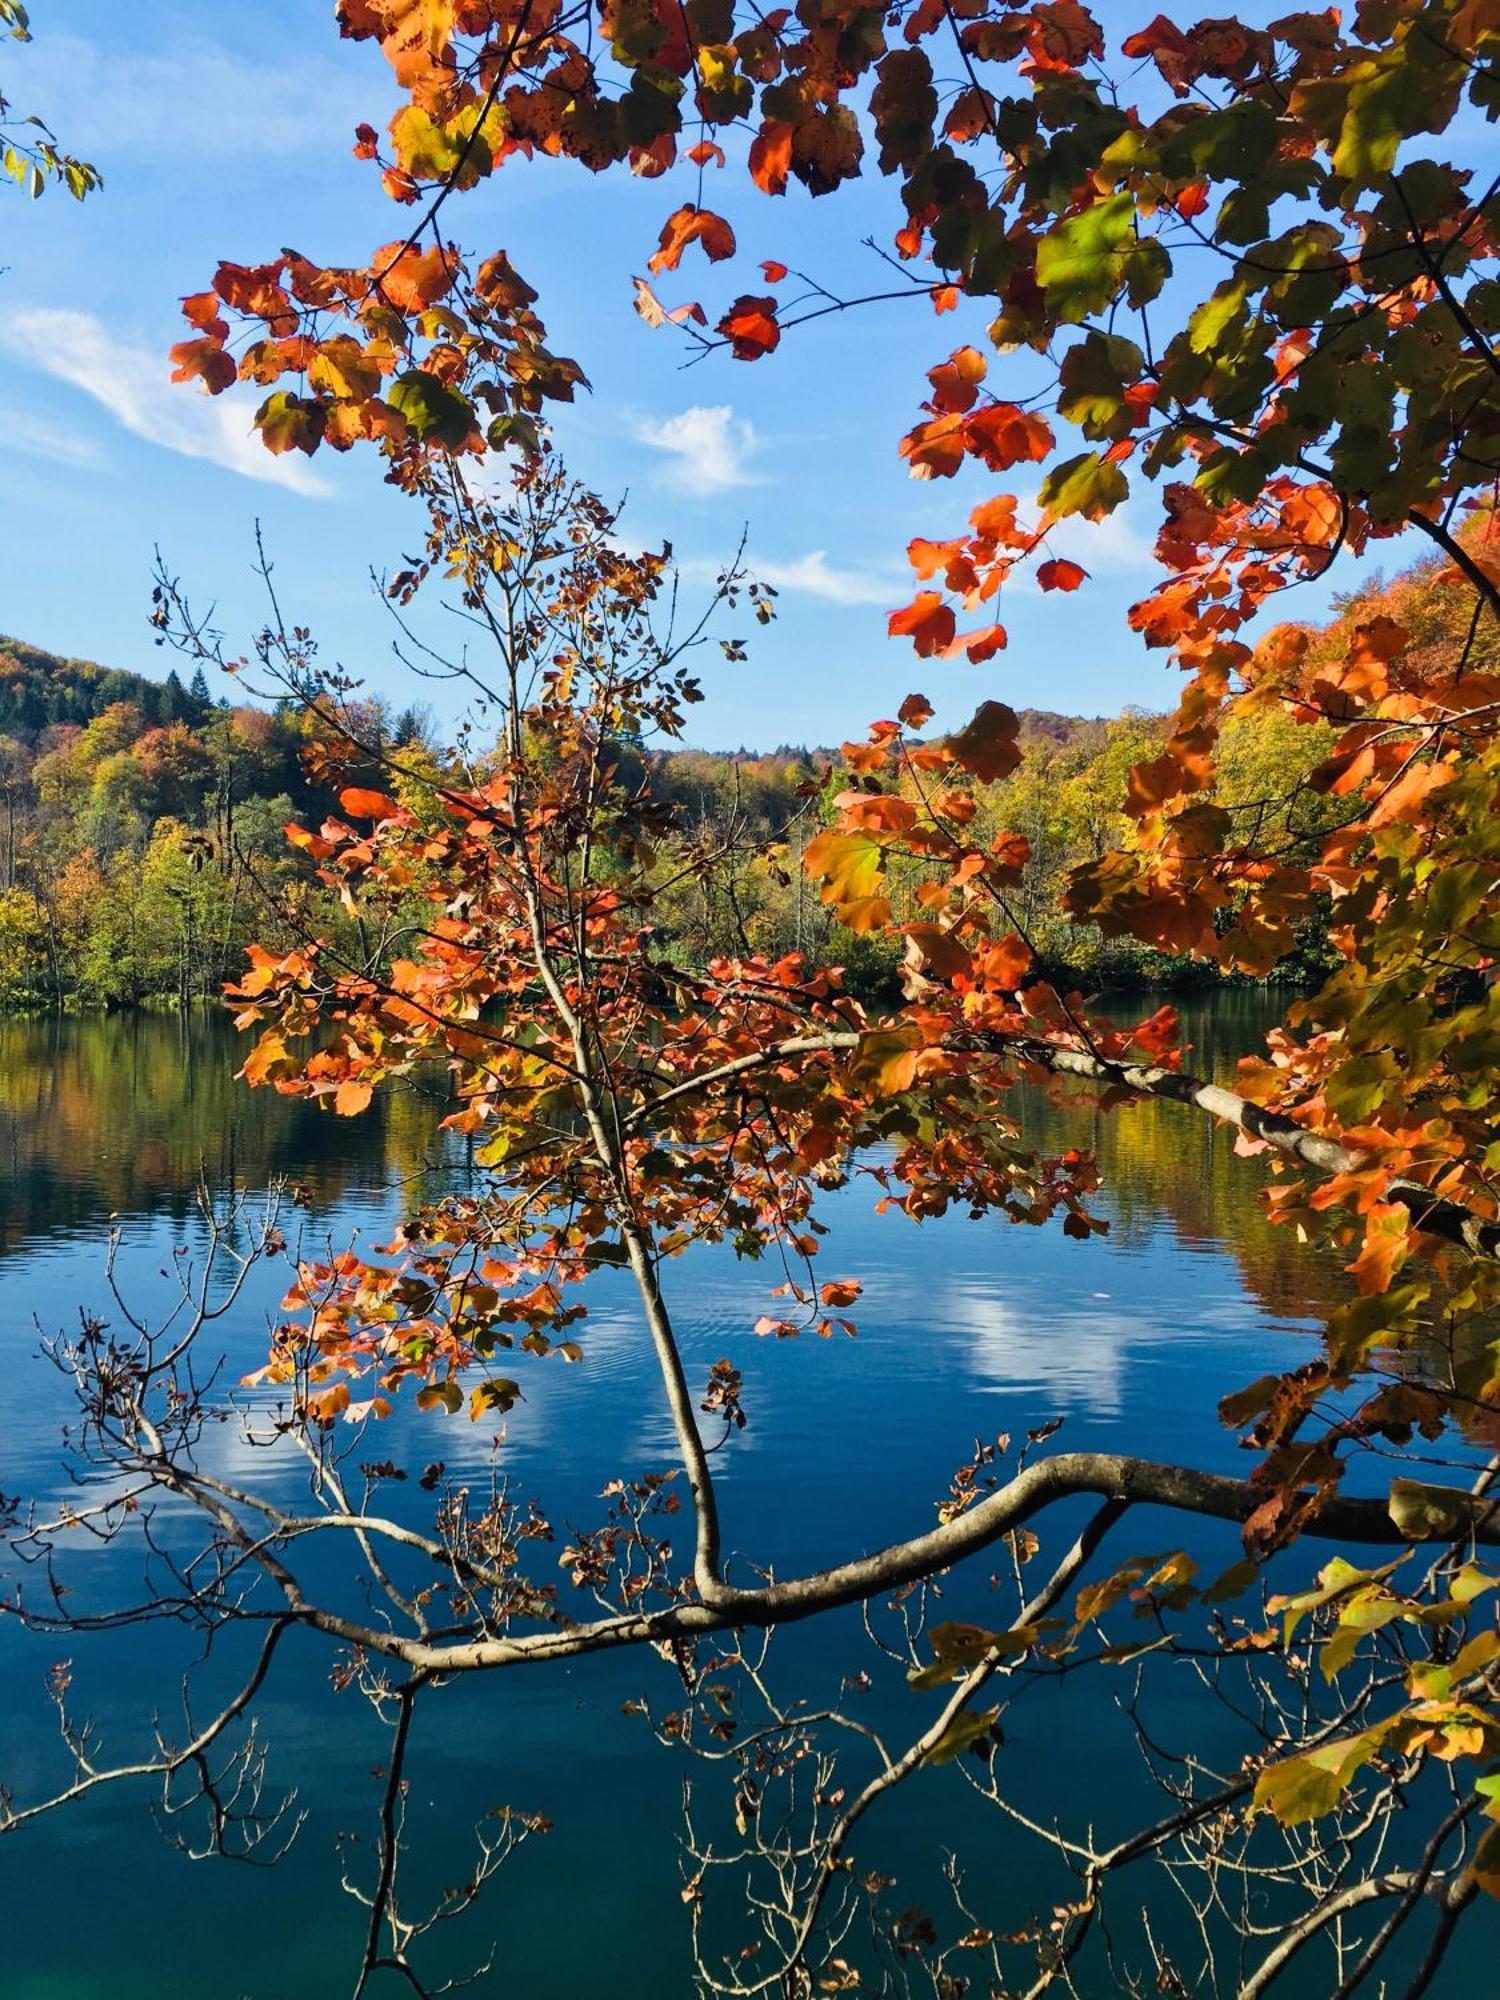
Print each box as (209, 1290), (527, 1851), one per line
(0, 635), (214, 740)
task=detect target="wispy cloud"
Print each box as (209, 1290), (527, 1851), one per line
(0, 406), (102, 469)
(17, 31), (369, 161)
(2, 309), (333, 498)
(754, 550), (900, 608)
(1006, 484), (1156, 586)
(635, 405), (758, 493)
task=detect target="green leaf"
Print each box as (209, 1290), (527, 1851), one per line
(1189, 284), (1248, 357)
(1194, 446), (1266, 506)
(1253, 1729), (1384, 1826)
(487, 412), (542, 456)
(255, 390), (327, 457)
(1388, 1479), (1470, 1541)
(415, 1379), (463, 1415)
(1057, 332), (1143, 441)
(923, 1705), (1000, 1766)
(1036, 194), (1137, 323)
(1333, 57), (1409, 182)
(582, 1238), (631, 1268)
(1268, 1555), (1403, 1647)
(1038, 450), (1128, 521)
(388, 369), (476, 449)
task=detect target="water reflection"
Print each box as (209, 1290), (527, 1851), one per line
(0, 1010), (449, 1253)
(0, 993), (1337, 1324)
(0, 993), (1366, 1999)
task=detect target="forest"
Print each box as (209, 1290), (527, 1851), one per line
(6, 551), (1442, 1005)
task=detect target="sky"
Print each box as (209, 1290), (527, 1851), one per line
(0, 0), (1406, 749)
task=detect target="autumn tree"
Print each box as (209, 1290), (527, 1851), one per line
(7, 3), (1500, 1994)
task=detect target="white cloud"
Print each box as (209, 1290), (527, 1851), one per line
(2, 308), (333, 499)
(944, 1282), (1142, 1418)
(1006, 482), (1156, 588)
(754, 550), (900, 608)
(0, 406), (102, 468)
(17, 31), (370, 162)
(635, 405), (758, 493)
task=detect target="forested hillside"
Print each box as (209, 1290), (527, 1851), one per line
(0, 637), (398, 1005)
(0, 570), (1413, 1007)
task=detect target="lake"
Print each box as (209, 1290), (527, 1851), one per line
(0, 998), (1478, 1996)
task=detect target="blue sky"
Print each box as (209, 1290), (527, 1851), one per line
(1, 0), (1402, 748)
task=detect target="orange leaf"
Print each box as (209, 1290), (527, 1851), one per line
(889, 593), (957, 657)
(908, 536), (964, 582)
(648, 204), (736, 274)
(838, 791), (917, 837)
(1125, 751), (1191, 816)
(182, 290), (229, 334)
(372, 241), (454, 312)
(1036, 557), (1087, 592)
(1366, 757), (1453, 829)
(926, 345), (987, 414)
(340, 786), (399, 819)
(974, 934), (1032, 989)
(170, 337), (237, 395)
(1347, 1203), (1409, 1296)
(901, 413), (967, 480)
(970, 495), (1023, 543)
(749, 120), (794, 195)
(903, 922), (973, 980)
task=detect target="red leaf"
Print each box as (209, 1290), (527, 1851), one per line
(949, 701), (1021, 783)
(965, 624), (1008, 664)
(717, 295), (781, 361)
(1036, 557), (1088, 592)
(964, 404), (1054, 471)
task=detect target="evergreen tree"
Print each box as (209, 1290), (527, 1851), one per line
(159, 669), (187, 724)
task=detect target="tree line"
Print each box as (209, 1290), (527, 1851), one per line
(6, 563), (1438, 1009)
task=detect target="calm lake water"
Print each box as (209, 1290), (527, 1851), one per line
(0, 999), (1482, 1996)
